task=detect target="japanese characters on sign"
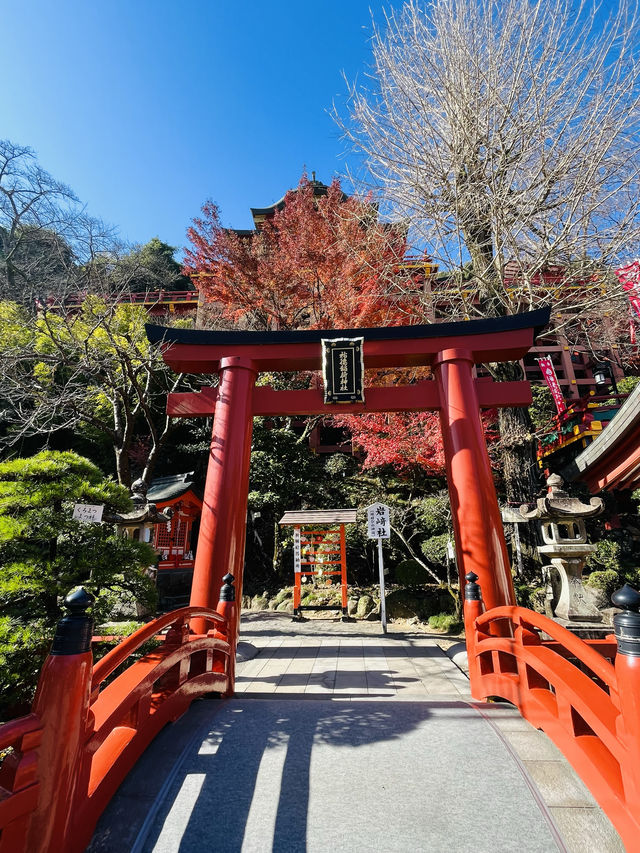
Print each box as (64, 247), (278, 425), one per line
(72, 503), (104, 524)
(615, 261), (640, 344)
(293, 527), (302, 573)
(366, 502), (390, 539)
(321, 337), (365, 404)
(536, 356), (567, 415)
(616, 260), (640, 320)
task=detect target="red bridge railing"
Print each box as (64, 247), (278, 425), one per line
(464, 572), (640, 851)
(0, 574), (236, 853)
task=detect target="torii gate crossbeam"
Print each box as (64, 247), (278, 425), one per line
(147, 307), (550, 635)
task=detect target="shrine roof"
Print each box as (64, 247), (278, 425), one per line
(249, 179), (347, 220)
(564, 382), (640, 492)
(228, 229), (254, 238)
(279, 510), (358, 525)
(147, 472), (200, 503)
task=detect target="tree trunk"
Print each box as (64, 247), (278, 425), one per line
(114, 444), (131, 488)
(493, 362), (544, 581)
(497, 403), (541, 505)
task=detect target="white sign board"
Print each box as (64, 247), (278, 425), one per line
(73, 503), (104, 523)
(365, 503), (390, 634)
(293, 527), (302, 573)
(366, 502), (390, 539)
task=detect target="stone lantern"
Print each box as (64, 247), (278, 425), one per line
(104, 478), (173, 549)
(520, 474), (604, 622)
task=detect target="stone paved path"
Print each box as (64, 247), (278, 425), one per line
(88, 612), (624, 853)
(236, 634), (470, 699)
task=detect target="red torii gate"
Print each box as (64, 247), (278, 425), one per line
(147, 307), (550, 634)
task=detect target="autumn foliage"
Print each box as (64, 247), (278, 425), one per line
(183, 176), (420, 331)
(183, 175), (444, 471)
(336, 411), (445, 473)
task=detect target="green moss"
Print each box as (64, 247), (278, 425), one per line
(427, 612), (463, 633)
(585, 569), (620, 596)
(513, 584), (547, 612)
(274, 587), (293, 605)
(385, 586), (453, 621)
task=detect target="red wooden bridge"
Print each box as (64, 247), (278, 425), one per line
(1, 308), (639, 851)
(2, 575), (639, 851)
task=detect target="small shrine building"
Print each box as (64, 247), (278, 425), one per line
(148, 473), (202, 609)
(279, 509), (357, 618)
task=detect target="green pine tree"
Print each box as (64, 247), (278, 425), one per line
(0, 450), (157, 716)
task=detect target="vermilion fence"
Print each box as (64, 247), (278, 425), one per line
(59, 290), (200, 307)
(4, 570), (639, 851)
(0, 576), (236, 853)
(0, 715), (42, 852)
(464, 573), (640, 852)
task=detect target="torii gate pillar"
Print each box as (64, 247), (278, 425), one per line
(190, 357), (257, 635)
(435, 349), (515, 607)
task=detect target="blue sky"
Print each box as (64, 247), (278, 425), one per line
(1, 1), (397, 254)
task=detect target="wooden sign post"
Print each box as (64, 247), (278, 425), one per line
(366, 502), (391, 634)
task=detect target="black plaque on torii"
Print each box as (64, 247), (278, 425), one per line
(321, 337), (365, 404)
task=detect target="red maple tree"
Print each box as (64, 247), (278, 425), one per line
(183, 175), (445, 470)
(336, 411), (446, 473)
(183, 176), (422, 331)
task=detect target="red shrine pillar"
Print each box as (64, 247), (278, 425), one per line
(190, 356), (257, 635)
(434, 348), (516, 610)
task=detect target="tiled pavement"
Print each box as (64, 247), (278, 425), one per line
(235, 634), (471, 699)
(88, 613), (625, 853)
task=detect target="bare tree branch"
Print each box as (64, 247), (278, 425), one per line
(337, 0), (640, 320)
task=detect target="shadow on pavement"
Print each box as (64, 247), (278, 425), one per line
(141, 699), (466, 853)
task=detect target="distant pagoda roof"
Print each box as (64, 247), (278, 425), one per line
(250, 177), (347, 221)
(279, 509), (358, 526)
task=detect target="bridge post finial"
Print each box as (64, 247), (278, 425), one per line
(463, 572), (484, 699)
(612, 584), (640, 657)
(220, 573), (236, 602)
(51, 587), (94, 655)
(215, 574), (236, 698)
(27, 588), (95, 851)
(464, 572), (482, 601)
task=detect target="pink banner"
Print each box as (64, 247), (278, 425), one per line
(537, 356), (566, 414)
(616, 261), (640, 323)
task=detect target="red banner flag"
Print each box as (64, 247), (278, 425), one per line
(537, 356), (567, 414)
(616, 260), (640, 323)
